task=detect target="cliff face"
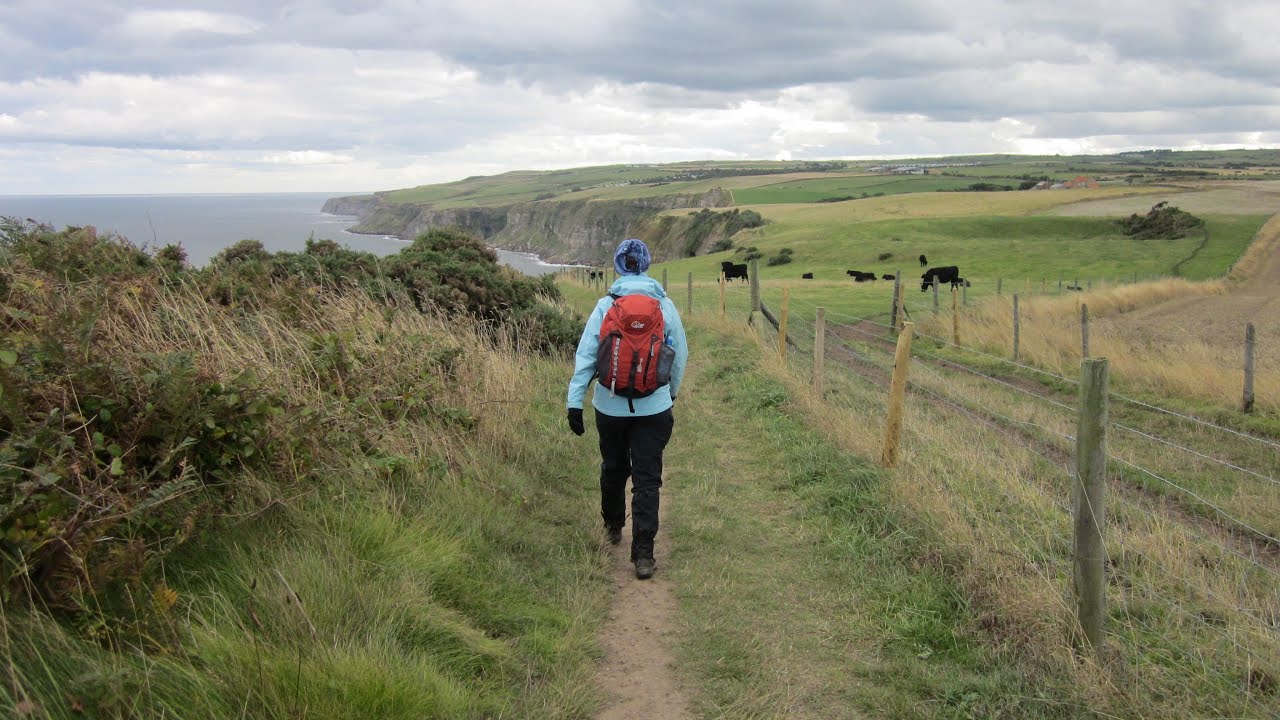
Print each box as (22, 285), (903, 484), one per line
(493, 190), (731, 263)
(328, 189), (731, 264)
(321, 195), (380, 217)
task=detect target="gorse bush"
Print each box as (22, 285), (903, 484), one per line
(0, 220), (581, 619)
(1119, 202), (1206, 240)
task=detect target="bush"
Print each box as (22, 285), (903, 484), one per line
(708, 238), (735, 253)
(877, 252), (893, 261)
(1118, 202), (1205, 240)
(0, 222), (582, 616)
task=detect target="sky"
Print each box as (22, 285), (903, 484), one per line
(2, 0), (1278, 195)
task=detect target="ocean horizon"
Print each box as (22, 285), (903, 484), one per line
(0, 191), (573, 276)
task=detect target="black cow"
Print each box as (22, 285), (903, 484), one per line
(919, 254), (928, 267)
(801, 272), (814, 279)
(587, 270), (603, 280)
(881, 273), (896, 281)
(1066, 284), (1083, 291)
(721, 260), (749, 282)
(845, 270), (877, 282)
(920, 265), (960, 291)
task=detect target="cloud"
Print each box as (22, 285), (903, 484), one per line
(0, 0), (1277, 193)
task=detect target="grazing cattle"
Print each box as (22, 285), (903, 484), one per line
(950, 277), (971, 289)
(1066, 285), (1083, 291)
(801, 272), (814, 279)
(587, 270), (604, 280)
(845, 270), (877, 282)
(721, 260), (749, 282)
(881, 273), (896, 281)
(920, 265), (960, 291)
(919, 254), (928, 267)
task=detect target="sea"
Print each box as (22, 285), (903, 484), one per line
(0, 192), (573, 276)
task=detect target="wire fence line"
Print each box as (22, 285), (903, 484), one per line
(1107, 454), (1280, 547)
(809, 309), (1278, 488)
(1111, 422), (1280, 487)
(1110, 492), (1280, 584)
(839, 304), (1277, 453)
(828, 323), (1280, 568)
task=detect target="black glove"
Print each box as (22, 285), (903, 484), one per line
(567, 408), (585, 436)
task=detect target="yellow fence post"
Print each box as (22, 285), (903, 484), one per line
(814, 307), (826, 398)
(778, 288), (790, 361)
(881, 322), (915, 468)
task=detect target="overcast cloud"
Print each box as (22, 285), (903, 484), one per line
(1, 0), (1277, 194)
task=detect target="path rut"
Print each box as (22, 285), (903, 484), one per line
(591, 484), (689, 720)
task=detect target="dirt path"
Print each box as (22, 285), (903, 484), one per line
(591, 485), (689, 720)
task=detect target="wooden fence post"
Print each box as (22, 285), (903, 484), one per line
(687, 272), (693, 315)
(1013, 294), (1021, 362)
(932, 276), (940, 313)
(1081, 303), (1090, 358)
(894, 274), (906, 332)
(1074, 358), (1109, 651)
(662, 267), (668, 292)
(778, 288), (790, 361)
(951, 288), (960, 346)
(996, 277), (1003, 295)
(1243, 322), (1256, 413)
(1058, 276), (1063, 295)
(1041, 277), (1047, 295)
(962, 281), (968, 307)
(749, 259), (761, 316)
(814, 307), (826, 397)
(1087, 279), (1092, 291)
(890, 272), (902, 330)
(719, 272), (726, 319)
(880, 321), (915, 468)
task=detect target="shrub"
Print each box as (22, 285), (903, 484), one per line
(708, 238), (735, 253)
(0, 221), (581, 618)
(877, 252), (893, 261)
(1118, 203), (1205, 240)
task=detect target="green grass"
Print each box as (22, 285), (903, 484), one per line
(656, 318), (1089, 718)
(731, 175), (1031, 204)
(632, 203), (1268, 322)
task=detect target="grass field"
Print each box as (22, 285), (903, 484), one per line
(625, 187), (1266, 323)
(731, 174), (1032, 204)
(362, 151), (1280, 213)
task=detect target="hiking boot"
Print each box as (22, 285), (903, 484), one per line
(606, 526), (623, 546)
(634, 557), (656, 580)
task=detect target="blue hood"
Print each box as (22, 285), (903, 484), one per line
(607, 273), (666, 300)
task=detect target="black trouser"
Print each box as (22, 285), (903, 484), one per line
(595, 408), (674, 561)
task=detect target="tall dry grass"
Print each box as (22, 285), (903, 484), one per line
(916, 280), (1278, 414)
(728, 310), (1280, 718)
(5, 270), (608, 718)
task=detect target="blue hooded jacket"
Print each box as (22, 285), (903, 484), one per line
(566, 272), (688, 417)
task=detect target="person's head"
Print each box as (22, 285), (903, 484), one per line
(613, 238), (651, 277)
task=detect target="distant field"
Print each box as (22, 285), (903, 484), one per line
(1049, 181), (1280, 217)
(730, 175), (1030, 204)
(635, 188), (1268, 321)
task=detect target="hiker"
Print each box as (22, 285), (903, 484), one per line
(566, 238), (688, 580)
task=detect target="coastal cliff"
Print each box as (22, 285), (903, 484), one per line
(324, 188), (731, 264)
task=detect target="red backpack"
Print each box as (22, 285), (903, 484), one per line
(597, 292), (675, 410)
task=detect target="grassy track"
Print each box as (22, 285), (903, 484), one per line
(659, 317), (1086, 718)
